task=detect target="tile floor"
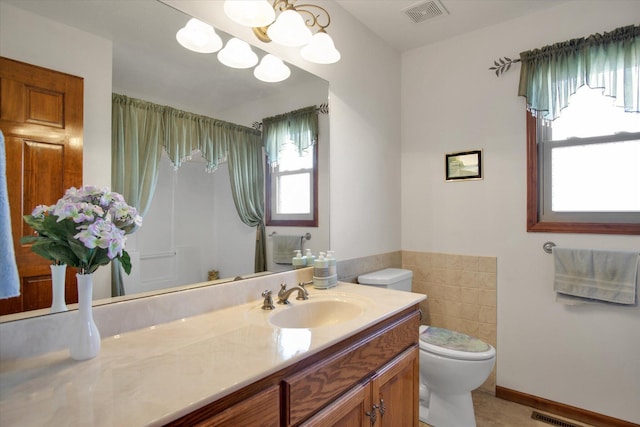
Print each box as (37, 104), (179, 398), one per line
(419, 391), (595, 427)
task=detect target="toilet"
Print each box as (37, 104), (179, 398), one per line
(358, 268), (496, 427)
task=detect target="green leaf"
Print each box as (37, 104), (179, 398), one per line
(119, 250), (132, 275)
(20, 235), (40, 244)
(91, 249), (111, 269)
(68, 238), (90, 264)
(29, 240), (59, 262)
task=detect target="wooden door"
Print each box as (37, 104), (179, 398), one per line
(0, 57), (83, 315)
(301, 382), (372, 427)
(371, 346), (420, 427)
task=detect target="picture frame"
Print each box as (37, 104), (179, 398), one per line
(445, 150), (483, 181)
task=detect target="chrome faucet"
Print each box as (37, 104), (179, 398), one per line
(277, 283), (309, 304)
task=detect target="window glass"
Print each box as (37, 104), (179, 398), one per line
(550, 140), (640, 212)
(277, 173), (310, 214)
(528, 86), (640, 233)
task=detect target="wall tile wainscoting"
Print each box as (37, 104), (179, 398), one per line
(404, 251), (498, 393)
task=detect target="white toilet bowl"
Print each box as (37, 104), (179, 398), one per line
(418, 325), (496, 427)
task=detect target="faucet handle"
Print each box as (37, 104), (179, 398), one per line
(261, 289), (275, 310)
(297, 281), (310, 299)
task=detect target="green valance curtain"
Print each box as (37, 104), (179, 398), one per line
(262, 105), (318, 167)
(518, 24), (640, 121)
(111, 94), (264, 295)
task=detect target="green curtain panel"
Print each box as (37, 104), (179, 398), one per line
(111, 94), (263, 295)
(262, 105), (318, 167)
(227, 135), (267, 273)
(518, 24), (640, 121)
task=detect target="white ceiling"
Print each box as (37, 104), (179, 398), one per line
(335, 0), (569, 52)
(3, 0), (570, 111)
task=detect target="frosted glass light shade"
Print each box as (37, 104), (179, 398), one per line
(267, 10), (312, 47)
(301, 32), (341, 64)
(218, 38), (259, 69)
(224, 0), (275, 27)
(254, 54), (291, 82)
(176, 18), (223, 53)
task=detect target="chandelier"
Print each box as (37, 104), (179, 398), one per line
(176, 17), (291, 83)
(223, 0), (341, 64)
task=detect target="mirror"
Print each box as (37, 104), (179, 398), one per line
(0, 0), (330, 319)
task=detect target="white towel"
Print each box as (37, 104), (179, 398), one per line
(0, 130), (21, 299)
(553, 248), (638, 305)
(272, 235), (302, 265)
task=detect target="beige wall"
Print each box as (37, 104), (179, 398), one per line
(401, 2), (640, 421)
(403, 251), (497, 393)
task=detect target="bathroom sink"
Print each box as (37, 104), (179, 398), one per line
(268, 296), (366, 329)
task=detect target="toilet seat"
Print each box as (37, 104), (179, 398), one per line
(419, 325), (496, 361)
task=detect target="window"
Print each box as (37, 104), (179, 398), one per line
(527, 86), (640, 234)
(266, 140), (318, 226)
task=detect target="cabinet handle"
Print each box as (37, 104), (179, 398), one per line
(378, 398), (386, 416)
(365, 404), (379, 425)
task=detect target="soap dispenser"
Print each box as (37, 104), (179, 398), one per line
(305, 249), (316, 266)
(313, 252), (330, 289)
(292, 250), (306, 269)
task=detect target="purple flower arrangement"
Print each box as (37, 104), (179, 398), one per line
(22, 186), (142, 275)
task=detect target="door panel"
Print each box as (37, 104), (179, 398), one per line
(372, 346), (419, 427)
(0, 56), (83, 315)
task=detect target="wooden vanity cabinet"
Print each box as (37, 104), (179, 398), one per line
(301, 346), (419, 427)
(166, 306), (420, 427)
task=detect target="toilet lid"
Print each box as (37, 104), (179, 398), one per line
(419, 326), (496, 361)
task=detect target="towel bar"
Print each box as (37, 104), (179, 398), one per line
(141, 251), (176, 260)
(543, 241), (556, 254)
(543, 241), (639, 257)
(269, 231), (312, 240)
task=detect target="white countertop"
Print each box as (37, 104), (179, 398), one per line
(0, 282), (424, 427)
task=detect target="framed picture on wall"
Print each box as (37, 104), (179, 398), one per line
(445, 150), (483, 181)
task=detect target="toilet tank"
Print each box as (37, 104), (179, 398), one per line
(358, 268), (413, 292)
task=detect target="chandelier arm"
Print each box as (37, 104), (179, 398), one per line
(292, 4), (331, 31)
(272, 0), (292, 13)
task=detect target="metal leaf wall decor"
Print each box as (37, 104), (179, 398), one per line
(489, 57), (521, 77)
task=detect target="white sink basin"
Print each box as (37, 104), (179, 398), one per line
(268, 296), (367, 329)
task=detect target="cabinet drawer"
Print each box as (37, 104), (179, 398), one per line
(193, 384), (280, 427)
(283, 311), (419, 425)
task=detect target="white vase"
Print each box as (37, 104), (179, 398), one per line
(70, 273), (101, 361)
(49, 264), (68, 313)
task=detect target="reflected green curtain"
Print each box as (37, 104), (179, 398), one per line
(227, 133), (267, 273)
(518, 24), (640, 121)
(111, 94), (263, 295)
(112, 94), (164, 297)
(262, 105), (318, 167)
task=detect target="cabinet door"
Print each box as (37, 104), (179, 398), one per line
(371, 346), (419, 427)
(193, 385), (280, 427)
(301, 382), (372, 427)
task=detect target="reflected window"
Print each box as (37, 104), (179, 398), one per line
(266, 140), (318, 226)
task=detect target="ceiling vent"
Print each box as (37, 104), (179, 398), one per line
(403, 0), (449, 24)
